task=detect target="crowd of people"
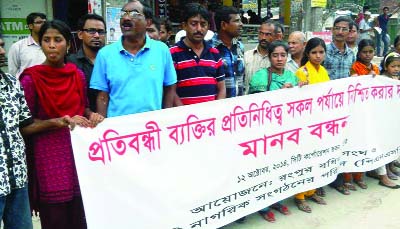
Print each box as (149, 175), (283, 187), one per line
(1, 0), (400, 228)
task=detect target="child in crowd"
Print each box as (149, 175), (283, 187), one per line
(366, 51), (400, 189)
(294, 37), (328, 212)
(350, 39), (379, 77)
(346, 39), (380, 190)
(381, 52), (400, 80)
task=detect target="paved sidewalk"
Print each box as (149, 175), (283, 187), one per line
(224, 176), (400, 229)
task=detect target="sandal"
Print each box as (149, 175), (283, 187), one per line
(309, 194), (327, 205)
(294, 198), (312, 213)
(260, 210), (276, 222)
(344, 182), (357, 191)
(354, 180), (368, 189)
(271, 202), (290, 215)
(334, 185), (351, 195)
(316, 187), (326, 197)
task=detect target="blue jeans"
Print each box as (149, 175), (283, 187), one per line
(0, 186), (33, 229)
(376, 32), (390, 56)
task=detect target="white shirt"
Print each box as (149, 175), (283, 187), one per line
(244, 46), (270, 94)
(286, 54), (300, 73)
(7, 35), (46, 78)
(359, 19), (372, 40)
(174, 30), (215, 43)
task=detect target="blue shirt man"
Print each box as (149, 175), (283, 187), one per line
(90, 0), (177, 117)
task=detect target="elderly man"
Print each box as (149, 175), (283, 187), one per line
(90, 0), (177, 117)
(286, 31), (306, 73)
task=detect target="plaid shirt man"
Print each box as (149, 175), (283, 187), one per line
(210, 34), (245, 98)
(324, 42), (355, 80)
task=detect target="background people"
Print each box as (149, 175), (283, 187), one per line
(170, 3), (225, 106)
(244, 20), (275, 94)
(8, 12), (47, 78)
(67, 14), (106, 112)
(376, 5), (400, 57)
(212, 6), (245, 98)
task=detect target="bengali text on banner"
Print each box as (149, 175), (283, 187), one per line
(71, 76), (400, 229)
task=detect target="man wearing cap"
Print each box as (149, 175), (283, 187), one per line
(359, 11), (373, 40)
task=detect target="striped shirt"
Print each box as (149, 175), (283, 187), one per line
(170, 40), (225, 105)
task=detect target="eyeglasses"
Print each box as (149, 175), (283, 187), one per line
(33, 20), (46, 25)
(82, 28), (107, 35)
(333, 26), (349, 32)
(120, 10), (144, 19)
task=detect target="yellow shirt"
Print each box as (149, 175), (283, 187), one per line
(295, 61), (330, 85)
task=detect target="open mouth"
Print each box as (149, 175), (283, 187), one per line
(121, 22), (133, 31)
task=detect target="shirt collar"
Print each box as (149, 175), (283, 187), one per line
(76, 49), (86, 59)
(118, 34), (152, 54)
(176, 39), (211, 50)
(27, 35), (40, 46)
(211, 33), (238, 50)
(330, 42), (352, 55)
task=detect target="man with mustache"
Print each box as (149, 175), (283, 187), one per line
(170, 3), (226, 106)
(323, 16), (355, 80)
(244, 20), (275, 94)
(324, 16), (355, 196)
(67, 14), (106, 111)
(90, 0), (177, 117)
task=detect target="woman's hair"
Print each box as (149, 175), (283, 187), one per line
(267, 40), (288, 58)
(381, 52), (400, 73)
(301, 37), (326, 66)
(356, 39), (375, 62)
(39, 20), (72, 46)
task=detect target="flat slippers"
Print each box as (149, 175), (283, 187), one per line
(378, 181), (400, 189)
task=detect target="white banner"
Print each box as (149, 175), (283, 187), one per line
(71, 76), (400, 229)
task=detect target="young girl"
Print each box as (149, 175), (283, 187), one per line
(294, 37), (328, 213)
(345, 39), (379, 191)
(350, 39), (379, 77)
(381, 52), (400, 79)
(366, 52), (400, 189)
(296, 37), (329, 85)
(249, 41), (294, 222)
